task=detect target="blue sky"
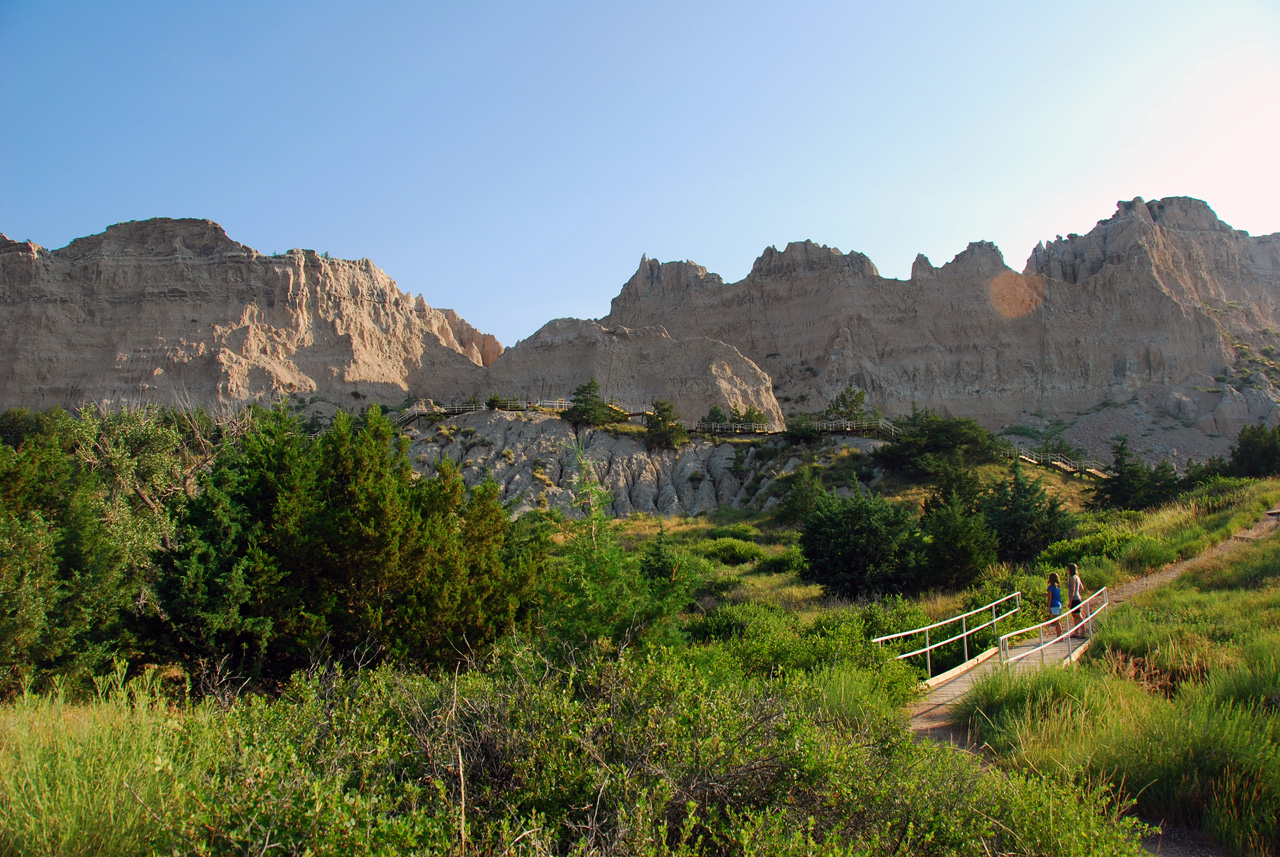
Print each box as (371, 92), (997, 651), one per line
(3, 1), (1278, 347)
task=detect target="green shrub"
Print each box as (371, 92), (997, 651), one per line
(643, 399), (688, 449)
(755, 546), (807, 576)
(706, 522), (759, 541)
(693, 537), (767, 566)
(800, 492), (922, 596)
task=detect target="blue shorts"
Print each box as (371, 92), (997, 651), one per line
(1050, 605), (1062, 616)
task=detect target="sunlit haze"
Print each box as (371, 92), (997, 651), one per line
(2, 1), (1277, 346)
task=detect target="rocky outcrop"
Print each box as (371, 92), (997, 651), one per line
(5, 198), (1280, 464)
(484, 318), (785, 429)
(0, 219), (490, 410)
(0, 219), (783, 424)
(408, 409), (882, 517)
(603, 198), (1280, 462)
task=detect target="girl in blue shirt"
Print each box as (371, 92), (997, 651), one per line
(1047, 572), (1063, 638)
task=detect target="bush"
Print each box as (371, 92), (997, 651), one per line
(706, 522), (759, 541)
(800, 492), (922, 597)
(755, 546), (808, 576)
(694, 537), (767, 566)
(873, 407), (1001, 477)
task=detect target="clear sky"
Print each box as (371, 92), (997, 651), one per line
(3, 1), (1278, 347)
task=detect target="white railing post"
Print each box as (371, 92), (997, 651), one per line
(925, 628), (931, 676)
(962, 615), (969, 663)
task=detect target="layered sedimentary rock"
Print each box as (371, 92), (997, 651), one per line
(484, 318), (785, 429)
(409, 409), (880, 517)
(0, 218), (785, 426)
(0, 219), (491, 410)
(5, 198), (1279, 463)
(603, 198), (1280, 460)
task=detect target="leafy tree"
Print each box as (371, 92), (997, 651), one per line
(824, 386), (870, 421)
(799, 491), (922, 597)
(978, 459), (1075, 565)
(643, 400), (688, 450)
(562, 378), (621, 427)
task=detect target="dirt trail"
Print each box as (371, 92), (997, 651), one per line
(908, 514), (1278, 856)
(1106, 515), (1277, 605)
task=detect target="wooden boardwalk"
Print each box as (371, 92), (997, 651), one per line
(912, 635), (1089, 724)
(911, 516), (1280, 743)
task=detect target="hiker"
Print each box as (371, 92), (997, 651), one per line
(1047, 572), (1063, 639)
(1067, 563), (1086, 637)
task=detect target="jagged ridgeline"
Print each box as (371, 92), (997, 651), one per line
(2, 196), (1279, 463)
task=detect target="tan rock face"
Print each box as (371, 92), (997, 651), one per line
(5, 199), (1279, 466)
(0, 218), (490, 411)
(0, 220), (782, 425)
(602, 197), (1280, 461)
(483, 318), (785, 429)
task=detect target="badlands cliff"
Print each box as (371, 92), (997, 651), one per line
(0, 219), (495, 409)
(409, 409), (878, 518)
(3, 198), (1279, 464)
(0, 219), (779, 427)
(604, 197), (1280, 462)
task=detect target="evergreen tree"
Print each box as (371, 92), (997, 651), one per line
(562, 378), (618, 427)
(154, 404), (318, 676)
(0, 408), (139, 683)
(729, 404), (768, 426)
(703, 405), (728, 425)
(0, 511), (59, 694)
(1089, 436), (1152, 510)
(776, 464), (828, 524)
(644, 400), (688, 449)
(979, 459), (1075, 565)
(800, 491), (922, 597)
(824, 386), (869, 421)
(161, 405), (544, 678)
(1228, 423), (1280, 477)
(920, 493), (998, 590)
(873, 406), (999, 478)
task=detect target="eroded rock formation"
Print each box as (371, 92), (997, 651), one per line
(603, 198), (1280, 462)
(4, 198), (1278, 464)
(409, 409), (880, 517)
(485, 319), (784, 429)
(0, 219), (491, 410)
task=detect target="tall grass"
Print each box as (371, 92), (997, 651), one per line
(0, 666), (215, 857)
(953, 532), (1280, 855)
